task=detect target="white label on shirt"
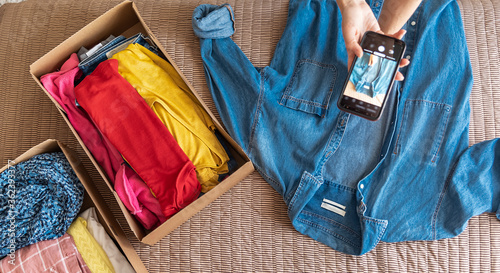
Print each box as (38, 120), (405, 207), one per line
(321, 202), (346, 217)
(322, 198), (346, 210)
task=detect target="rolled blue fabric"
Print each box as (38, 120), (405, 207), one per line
(0, 152), (84, 258)
(192, 4), (235, 39)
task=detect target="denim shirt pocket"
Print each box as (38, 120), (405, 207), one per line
(279, 59), (337, 117)
(393, 100), (452, 164)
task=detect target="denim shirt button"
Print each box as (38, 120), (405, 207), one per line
(411, 21), (416, 26)
(406, 55), (411, 60)
(359, 184), (365, 189)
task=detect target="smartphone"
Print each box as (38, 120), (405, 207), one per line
(337, 31), (406, 121)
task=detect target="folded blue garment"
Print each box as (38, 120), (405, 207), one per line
(0, 152), (84, 258)
(78, 33), (158, 77)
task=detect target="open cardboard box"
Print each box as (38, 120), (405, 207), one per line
(29, 0), (254, 245)
(0, 139), (148, 273)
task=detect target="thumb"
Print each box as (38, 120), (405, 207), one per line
(347, 45), (363, 70)
(391, 29), (407, 40)
(343, 25), (363, 55)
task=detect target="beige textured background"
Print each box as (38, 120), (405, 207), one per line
(1, 0), (499, 272)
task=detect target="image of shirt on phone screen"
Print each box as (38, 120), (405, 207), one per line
(344, 52), (398, 106)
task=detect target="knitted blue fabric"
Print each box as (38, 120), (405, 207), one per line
(0, 152), (84, 258)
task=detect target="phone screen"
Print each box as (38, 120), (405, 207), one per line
(338, 32), (405, 120)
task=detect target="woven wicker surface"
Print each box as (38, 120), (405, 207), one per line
(1, 0), (499, 271)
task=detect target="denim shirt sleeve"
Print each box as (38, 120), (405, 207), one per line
(433, 139), (500, 239)
(192, 4), (235, 39)
(192, 3), (262, 154)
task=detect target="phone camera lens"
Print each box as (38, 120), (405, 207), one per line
(378, 45), (385, 52)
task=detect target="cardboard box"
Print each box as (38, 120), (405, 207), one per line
(0, 139), (148, 273)
(29, 1), (254, 245)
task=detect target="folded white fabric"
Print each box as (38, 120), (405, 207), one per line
(79, 207), (135, 273)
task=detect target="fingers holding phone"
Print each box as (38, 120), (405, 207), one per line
(337, 31), (406, 121)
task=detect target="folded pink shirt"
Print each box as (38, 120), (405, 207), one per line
(0, 233), (91, 273)
(75, 59), (201, 218)
(41, 53), (165, 229)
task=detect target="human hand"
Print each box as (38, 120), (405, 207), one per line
(338, 0), (380, 69)
(338, 0), (409, 80)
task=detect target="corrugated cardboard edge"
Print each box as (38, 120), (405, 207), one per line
(30, 0), (135, 79)
(0, 139), (148, 273)
(142, 161), (254, 244)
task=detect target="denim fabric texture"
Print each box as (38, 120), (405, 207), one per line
(193, 0), (500, 255)
(77, 35), (116, 62)
(350, 52), (397, 98)
(78, 35), (126, 76)
(193, 4), (235, 39)
(78, 33), (157, 77)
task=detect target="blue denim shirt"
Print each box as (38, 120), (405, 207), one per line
(350, 52), (397, 98)
(193, 0), (500, 255)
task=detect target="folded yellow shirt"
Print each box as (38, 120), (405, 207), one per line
(67, 217), (115, 273)
(111, 43), (229, 192)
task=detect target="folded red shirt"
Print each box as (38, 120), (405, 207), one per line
(75, 59), (200, 218)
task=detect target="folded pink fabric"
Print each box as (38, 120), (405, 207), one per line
(0, 233), (91, 273)
(75, 59), (201, 218)
(114, 164), (164, 226)
(41, 54), (165, 229)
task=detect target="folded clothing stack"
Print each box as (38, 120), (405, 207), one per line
(40, 33), (236, 230)
(0, 152), (134, 273)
